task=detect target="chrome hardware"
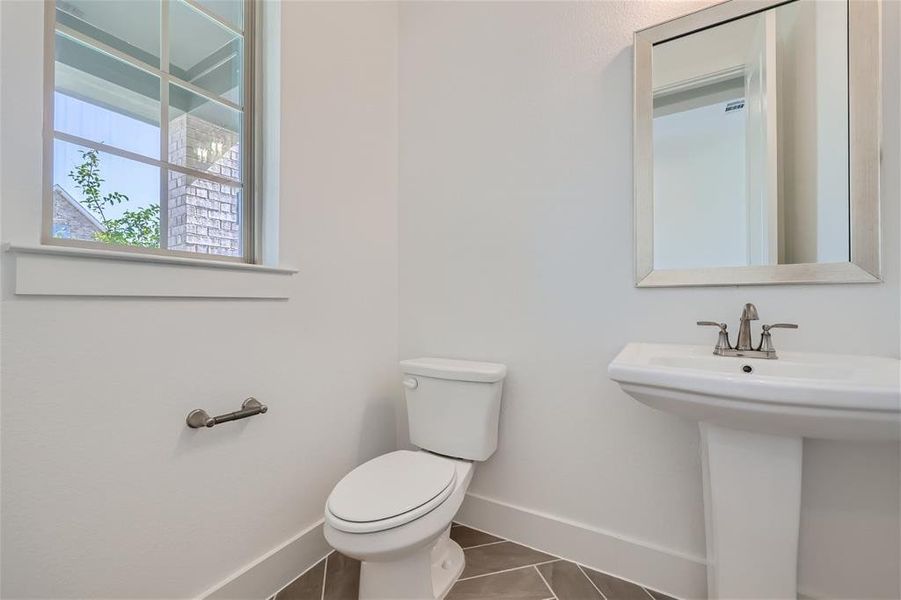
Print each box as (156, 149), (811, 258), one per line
(735, 303), (759, 351)
(186, 398), (268, 429)
(698, 305), (798, 359)
(757, 323), (799, 354)
(697, 321), (731, 353)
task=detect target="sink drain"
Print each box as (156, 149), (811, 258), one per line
(742, 364), (754, 374)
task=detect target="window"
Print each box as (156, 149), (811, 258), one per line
(46, 0), (254, 261)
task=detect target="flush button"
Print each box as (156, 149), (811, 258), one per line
(403, 378), (419, 389)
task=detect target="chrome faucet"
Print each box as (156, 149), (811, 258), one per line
(735, 303), (759, 351)
(698, 303), (797, 359)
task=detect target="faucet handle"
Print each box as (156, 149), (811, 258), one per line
(762, 323), (798, 331)
(697, 321), (731, 352)
(758, 323), (798, 354)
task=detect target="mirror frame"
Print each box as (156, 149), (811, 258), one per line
(634, 0), (882, 287)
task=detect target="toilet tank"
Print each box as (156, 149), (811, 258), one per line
(400, 357), (507, 461)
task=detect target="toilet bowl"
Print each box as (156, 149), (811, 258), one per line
(324, 451), (474, 599)
(323, 357), (506, 600)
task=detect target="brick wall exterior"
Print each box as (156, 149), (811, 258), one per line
(167, 115), (242, 256)
(52, 186), (103, 241)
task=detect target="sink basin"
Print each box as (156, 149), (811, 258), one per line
(609, 342), (900, 441)
(609, 342), (900, 599)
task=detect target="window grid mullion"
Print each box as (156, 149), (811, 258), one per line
(54, 24), (243, 112)
(182, 0), (243, 36)
(52, 131), (244, 190)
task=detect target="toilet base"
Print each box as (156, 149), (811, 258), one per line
(359, 527), (464, 600)
(431, 528), (465, 599)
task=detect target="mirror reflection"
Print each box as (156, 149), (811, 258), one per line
(651, 0), (849, 270)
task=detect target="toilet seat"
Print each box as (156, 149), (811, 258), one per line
(326, 450), (457, 534)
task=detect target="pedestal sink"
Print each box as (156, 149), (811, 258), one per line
(609, 343), (900, 600)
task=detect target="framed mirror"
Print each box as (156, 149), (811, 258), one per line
(634, 0), (881, 287)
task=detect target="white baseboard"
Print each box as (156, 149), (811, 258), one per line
(197, 496), (708, 599)
(199, 519), (331, 600)
(798, 586), (830, 600)
(457, 492), (709, 600)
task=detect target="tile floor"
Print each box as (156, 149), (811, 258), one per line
(273, 524), (678, 600)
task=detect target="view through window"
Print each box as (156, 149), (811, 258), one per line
(49, 0), (251, 259)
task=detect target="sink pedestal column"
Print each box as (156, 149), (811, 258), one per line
(700, 423), (802, 599)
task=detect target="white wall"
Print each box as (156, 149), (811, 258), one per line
(398, 2), (899, 598)
(653, 101), (748, 270)
(0, 2), (399, 598)
(812, 0), (850, 264)
(777, 0), (850, 265)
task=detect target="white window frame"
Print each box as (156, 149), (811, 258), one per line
(42, 0), (258, 264)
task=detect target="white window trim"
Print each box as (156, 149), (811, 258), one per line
(42, 0), (259, 264)
(4, 243), (296, 299)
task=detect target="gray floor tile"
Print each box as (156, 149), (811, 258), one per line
(323, 552), (361, 600)
(447, 567), (553, 600)
(537, 561), (603, 600)
(272, 531), (669, 600)
(276, 557), (326, 600)
(582, 567), (651, 600)
(461, 541), (557, 579)
(450, 525), (504, 549)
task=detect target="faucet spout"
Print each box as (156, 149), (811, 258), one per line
(736, 303), (759, 350)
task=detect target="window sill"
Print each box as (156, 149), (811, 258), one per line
(4, 243), (297, 299)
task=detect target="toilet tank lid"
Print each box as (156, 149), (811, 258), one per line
(400, 357), (507, 383)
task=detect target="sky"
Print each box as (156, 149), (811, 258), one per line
(53, 92), (160, 221)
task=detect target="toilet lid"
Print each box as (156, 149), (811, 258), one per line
(327, 451), (456, 528)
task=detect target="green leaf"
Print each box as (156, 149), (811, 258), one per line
(69, 149), (160, 248)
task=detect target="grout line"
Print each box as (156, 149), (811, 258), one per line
(454, 522), (574, 569)
(319, 553), (329, 600)
(452, 521), (502, 538)
(575, 561), (673, 600)
(460, 539), (508, 550)
(268, 552), (331, 600)
(456, 519), (685, 599)
(577, 563), (608, 600)
(457, 559), (561, 582)
(532, 564), (559, 600)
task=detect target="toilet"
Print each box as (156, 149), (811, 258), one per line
(324, 357), (507, 600)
